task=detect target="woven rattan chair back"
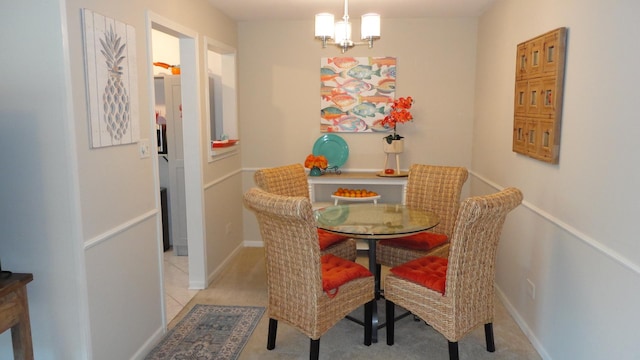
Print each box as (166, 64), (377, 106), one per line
(384, 187), (523, 360)
(445, 187), (523, 309)
(405, 164), (468, 236)
(243, 188), (322, 321)
(254, 164), (356, 261)
(254, 163), (310, 198)
(376, 164), (469, 267)
(243, 187), (374, 359)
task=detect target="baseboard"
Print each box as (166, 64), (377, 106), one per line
(243, 240), (263, 247)
(495, 286), (551, 360)
(206, 242), (245, 286)
(130, 325), (164, 360)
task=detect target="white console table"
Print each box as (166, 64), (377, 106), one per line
(308, 171), (408, 206)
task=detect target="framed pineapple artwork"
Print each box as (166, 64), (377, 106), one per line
(82, 9), (140, 148)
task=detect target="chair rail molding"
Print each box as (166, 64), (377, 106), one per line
(469, 170), (640, 276)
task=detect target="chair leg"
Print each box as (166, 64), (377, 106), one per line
(485, 323), (496, 352)
(267, 318), (277, 350)
(448, 341), (459, 360)
(385, 300), (395, 345)
(310, 339), (320, 360)
(364, 300), (373, 346)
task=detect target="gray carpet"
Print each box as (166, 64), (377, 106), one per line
(179, 248), (541, 360)
(146, 304), (265, 360)
(239, 298), (541, 360)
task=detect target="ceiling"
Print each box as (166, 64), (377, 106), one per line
(207, 0), (497, 21)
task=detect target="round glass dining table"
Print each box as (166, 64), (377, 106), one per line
(314, 203), (439, 342)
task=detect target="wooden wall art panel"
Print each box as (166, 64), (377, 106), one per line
(512, 27), (567, 163)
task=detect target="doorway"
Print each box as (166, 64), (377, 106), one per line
(148, 12), (207, 326)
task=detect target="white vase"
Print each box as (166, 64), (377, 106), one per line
(383, 139), (404, 154)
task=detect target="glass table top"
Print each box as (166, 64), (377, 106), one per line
(314, 203), (440, 240)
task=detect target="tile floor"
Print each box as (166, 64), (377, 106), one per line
(163, 249), (198, 323)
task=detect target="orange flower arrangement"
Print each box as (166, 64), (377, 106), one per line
(304, 154), (328, 169)
(381, 96), (414, 144)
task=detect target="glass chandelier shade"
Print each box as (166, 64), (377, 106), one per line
(314, 0), (380, 53)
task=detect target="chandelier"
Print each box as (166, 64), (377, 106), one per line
(314, 0), (380, 53)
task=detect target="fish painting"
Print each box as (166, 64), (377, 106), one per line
(321, 85), (345, 100)
(327, 57), (359, 69)
(328, 116), (368, 132)
(321, 85), (335, 100)
(320, 56), (397, 133)
(383, 66), (396, 78)
(337, 78), (373, 94)
(359, 93), (394, 104)
(321, 106), (348, 121)
(377, 78), (396, 93)
(331, 93), (357, 108)
(350, 102), (385, 118)
(344, 65), (382, 80)
(321, 66), (340, 82)
(369, 57), (396, 67)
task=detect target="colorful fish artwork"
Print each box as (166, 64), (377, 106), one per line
(337, 78), (373, 94)
(327, 57), (359, 69)
(384, 66), (396, 78)
(321, 106), (348, 121)
(345, 65), (382, 80)
(320, 57), (396, 132)
(325, 116), (368, 132)
(369, 57), (396, 67)
(350, 102), (385, 118)
(359, 93), (395, 104)
(377, 78), (396, 93)
(330, 93), (357, 109)
(321, 66), (340, 82)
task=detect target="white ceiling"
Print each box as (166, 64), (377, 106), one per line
(207, 0), (497, 21)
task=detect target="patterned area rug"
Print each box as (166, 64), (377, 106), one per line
(146, 304), (265, 360)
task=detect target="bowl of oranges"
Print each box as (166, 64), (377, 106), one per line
(331, 188), (381, 204)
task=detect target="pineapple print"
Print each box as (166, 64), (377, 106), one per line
(100, 25), (130, 141)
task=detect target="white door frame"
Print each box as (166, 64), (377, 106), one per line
(146, 11), (207, 325)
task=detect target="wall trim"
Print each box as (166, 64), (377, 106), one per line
(204, 168), (242, 190)
(244, 167), (385, 173)
(244, 240), (263, 247)
(208, 147), (239, 163)
(495, 286), (551, 360)
(206, 242), (244, 286)
(131, 325), (165, 360)
(470, 170), (640, 276)
(84, 209), (158, 250)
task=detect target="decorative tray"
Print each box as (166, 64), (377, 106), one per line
(212, 139), (239, 148)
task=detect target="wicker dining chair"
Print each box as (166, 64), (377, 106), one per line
(376, 164), (469, 270)
(384, 187), (523, 360)
(255, 163), (357, 261)
(243, 187), (375, 360)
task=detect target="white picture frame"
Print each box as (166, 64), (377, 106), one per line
(82, 9), (139, 148)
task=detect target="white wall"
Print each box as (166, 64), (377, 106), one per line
(1, 0), (240, 358)
(238, 17), (479, 242)
(0, 1), (89, 358)
(473, 0), (640, 358)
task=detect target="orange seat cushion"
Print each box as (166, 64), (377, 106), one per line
(379, 232), (448, 251)
(321, 254), (372, 298)
(317, 229), (348, 250)
(390, 256), (448, 294)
